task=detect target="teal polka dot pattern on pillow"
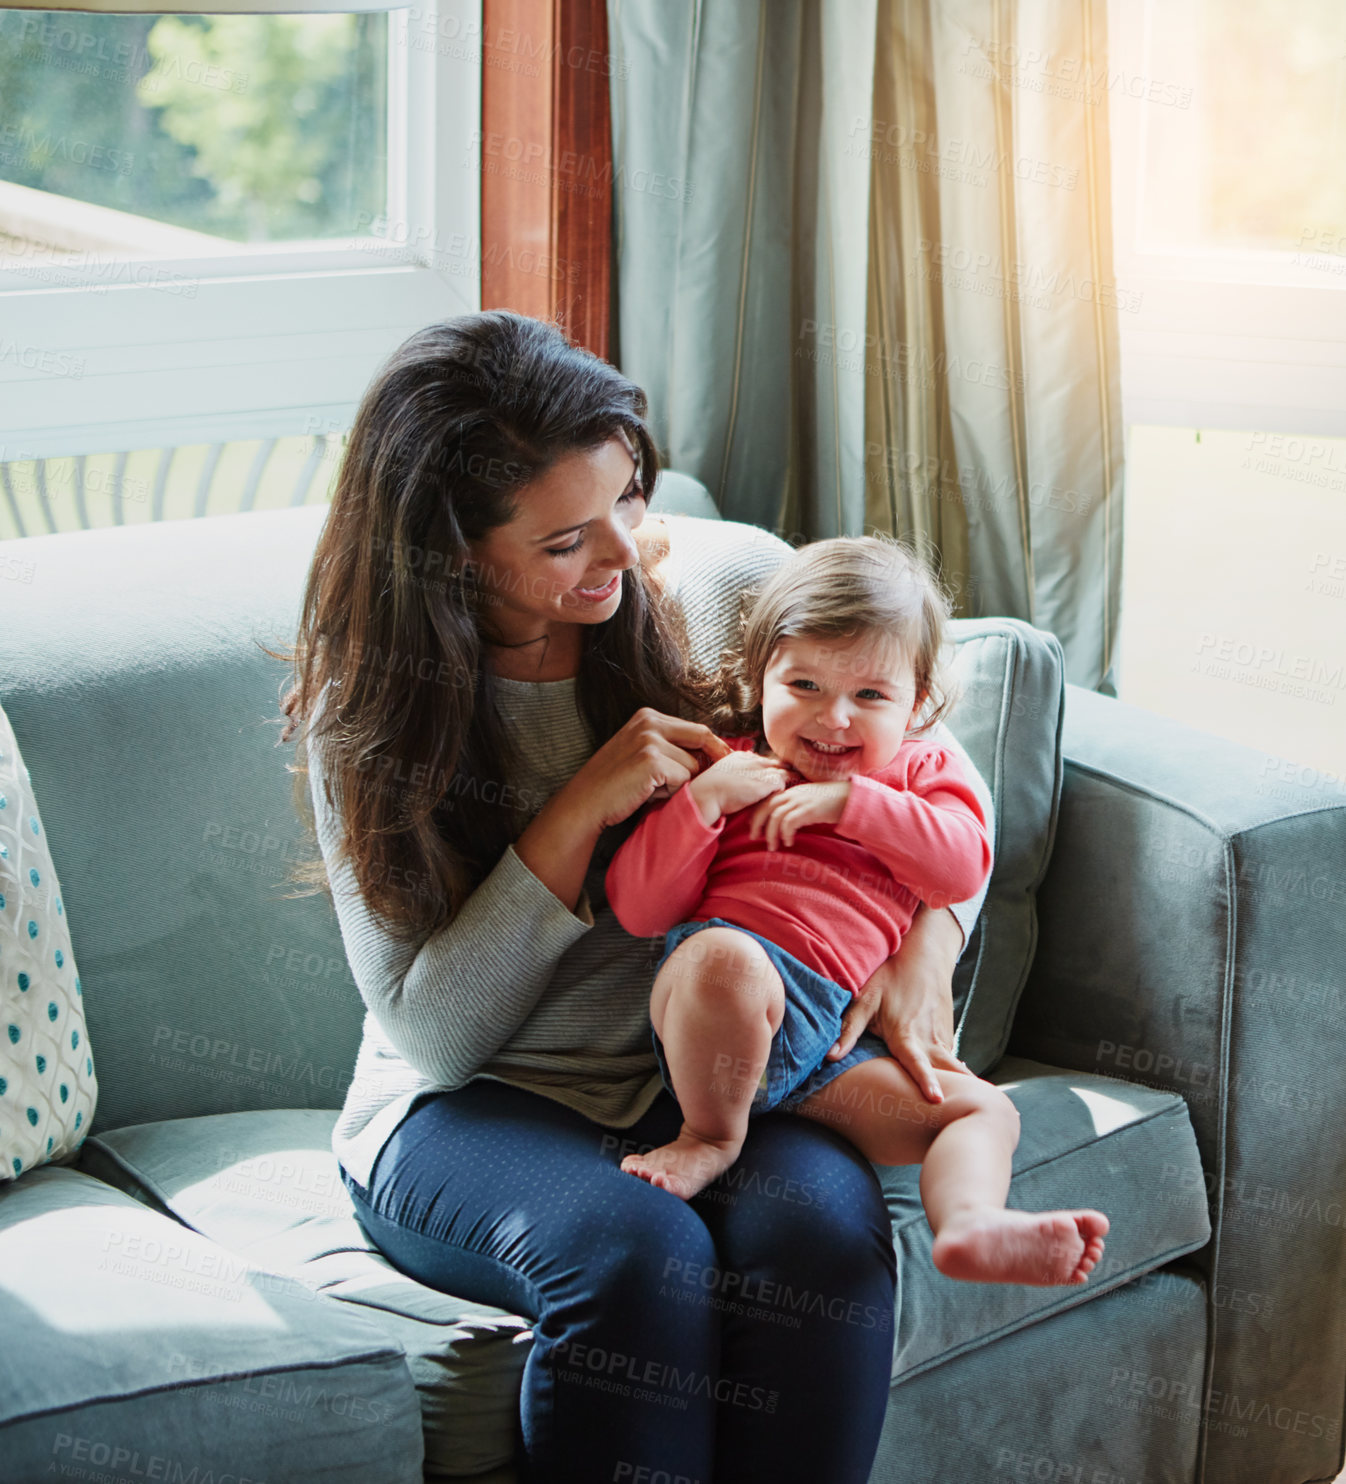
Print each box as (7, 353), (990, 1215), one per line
(0, 704), (98, 1182)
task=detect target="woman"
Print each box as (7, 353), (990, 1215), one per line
(279, 311), (993, 1482)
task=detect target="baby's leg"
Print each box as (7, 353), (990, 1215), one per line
(622, 927), (784, 1201)
(793, 1060), (1108, 1286)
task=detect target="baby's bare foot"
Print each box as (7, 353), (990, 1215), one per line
(931, 1208), (1109, 1286)
(621, 1128), (741, 1201)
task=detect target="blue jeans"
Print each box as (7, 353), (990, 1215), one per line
(342, 1079), (897, 1484)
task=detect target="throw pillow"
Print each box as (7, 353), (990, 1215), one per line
(0, 700), (97, 1180)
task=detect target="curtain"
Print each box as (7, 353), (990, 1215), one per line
(866, 0), (1122, 689)
(607, 0), (876, 544)
(609, 0), (1123, 692)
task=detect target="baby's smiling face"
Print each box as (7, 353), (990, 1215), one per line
(760, 632), (922, 782)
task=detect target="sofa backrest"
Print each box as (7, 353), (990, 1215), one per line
(0, 480), (1063, 1134)
(0, 470), (733, 1135)
(2, 503), (354, 1135)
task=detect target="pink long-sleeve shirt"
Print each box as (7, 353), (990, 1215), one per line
(605, 736), (993, 996)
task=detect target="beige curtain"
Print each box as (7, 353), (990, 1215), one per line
(611, 0), (1123, 692)
(864, 0), (1122, 690)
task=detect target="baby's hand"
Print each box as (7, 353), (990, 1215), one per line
(689, 751), (791, 826)
(749, 782), (851, 850)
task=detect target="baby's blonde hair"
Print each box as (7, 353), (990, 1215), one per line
(709, 536), (956, 739)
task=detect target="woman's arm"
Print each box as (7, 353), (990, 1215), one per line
(309, 738), (594, 1091)
(826, 906), (970, 1101)
(513, 791), (603, 916)
(309, 700), (729, 1091)
(604, 785), (722, 938)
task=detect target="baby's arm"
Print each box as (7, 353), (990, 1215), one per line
(606, 745), (789, 935)
(605, 786), (724, 937)
(836, 749), (993, 910)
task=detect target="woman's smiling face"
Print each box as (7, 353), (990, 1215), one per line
(466, 435), (646, 652)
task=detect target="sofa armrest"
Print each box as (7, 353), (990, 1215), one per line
(1010, 684), (1346, 1484)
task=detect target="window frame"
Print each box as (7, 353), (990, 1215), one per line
(0, 0), (482, 461)
(1108, 0), (1346, 438)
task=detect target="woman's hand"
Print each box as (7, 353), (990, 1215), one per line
(824, 905), (972, 1102)
(560, 708), (732, 833)
(515, 710), (729, 914)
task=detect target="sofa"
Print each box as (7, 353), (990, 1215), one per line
(1, 469), (1343, 1484)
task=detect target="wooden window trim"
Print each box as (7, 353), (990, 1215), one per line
(480, 0), (612, 359)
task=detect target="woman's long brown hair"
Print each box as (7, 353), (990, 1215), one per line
(264, 312), (701, 942)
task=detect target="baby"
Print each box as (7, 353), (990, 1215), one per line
(606, 536), (1108, 1286)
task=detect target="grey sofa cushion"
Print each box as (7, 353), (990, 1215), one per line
(81, 1110), (529, 1479)
(82, 1060), (1207, 1478)
(943, 620), (1065, 1073)
(648, 468), (721, 519)
(884, 1056), (1209, 1382)
(874, 1259), (1207, 1484)
(0, 1165), (424, 1484)
(0, 505), (365, 1137)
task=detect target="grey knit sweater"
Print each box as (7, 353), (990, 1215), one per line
(311, 515), (995, 1189)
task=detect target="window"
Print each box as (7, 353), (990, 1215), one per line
(0, 2), (480, 461)
(0, 11), (388, 268)
(1109, 0), (1346, 432)
(1136, 0), (1345, 261)
(1111, 0), (1346, 778)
